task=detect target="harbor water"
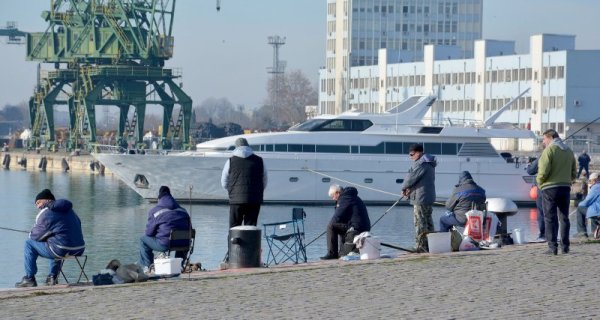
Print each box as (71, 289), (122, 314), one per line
(0, 169), (573, 289)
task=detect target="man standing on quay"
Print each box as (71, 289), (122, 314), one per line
(401, 144), (437, 253)
(221, 137), (268, 228)
(537, 129), (576, 255)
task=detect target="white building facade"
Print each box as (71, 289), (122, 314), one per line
(323, 0), (483, 115)
(319, 33), (600, 152)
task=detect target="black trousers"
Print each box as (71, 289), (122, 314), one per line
(229, 203), (261, 228)
(326, 223), (360, 257)
(541, 187), (571, 250)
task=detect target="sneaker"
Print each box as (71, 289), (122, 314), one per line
(562, 247), (570, 254)
(15, 276), (37, 288)
(574, 232), (588, 239)
(319, 253), (339, 260)
(45, 274), (58, 286)
(544, 248), (558, 256)
(534, 237), (546, 243)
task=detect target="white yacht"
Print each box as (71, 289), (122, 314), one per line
(93, 96), (536, 204)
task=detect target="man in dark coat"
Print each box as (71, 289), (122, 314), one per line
(439, 171), (486, 232)
(139, 186), (191, 272)
(578, 150), (591, 179)
(221, 137), (268, 227)
(15, 189), (85, 288)
(401, 144), (437, 252)
(321, 185), (371, 260)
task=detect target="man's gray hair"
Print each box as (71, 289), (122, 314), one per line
(328, 184), (342, 198)
(235, 137), (249, 147)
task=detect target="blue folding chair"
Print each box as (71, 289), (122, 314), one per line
(263, 208), (307, 266)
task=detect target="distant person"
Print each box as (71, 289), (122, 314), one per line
(575, 173), (594, 239)
(221, 137), (268, 228)
(526, 157), (546, 242)
(15, 189), (85, 288)
(439, 171), (486, 232)
(578, 150), (591, 179)
(537, 129), (576, 255)
(401, 144), (436, 253)
(320, 185), (371, 260)
(579, 172), (600, 239)
(139, 186), (191, 273)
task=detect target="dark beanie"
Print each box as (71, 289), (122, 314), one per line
(158, 186), (171, 199)
(35, 189), (55, 202)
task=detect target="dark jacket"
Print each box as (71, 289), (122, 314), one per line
(145, 195), (191, 247)
(445, 171), (487, 223)
(330, 187), (371, 232)
(402, 154), (437, 205)
(30, 199), (85, 258)
(578, 153), (591, 166)
(221, 146), (267, 205)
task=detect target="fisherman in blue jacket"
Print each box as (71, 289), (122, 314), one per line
(439, 171), (486, 232)
(15, 189), (85, 288)
(139, 186), (191, 272)
(321, 185), (371, 260)
(577, 172), (600, 237)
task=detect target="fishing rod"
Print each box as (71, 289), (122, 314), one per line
(0, 226), (28, 233)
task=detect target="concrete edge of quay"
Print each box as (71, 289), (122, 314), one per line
(1, 149), (112, 175)
(0, 240), (586, 301)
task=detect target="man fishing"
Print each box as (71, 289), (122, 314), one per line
(15, 189), (85, 287)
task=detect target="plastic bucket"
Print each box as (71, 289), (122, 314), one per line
(513, 228), (526, 245)
(359, 238), (381, 260)
(427, 232), (452, 253)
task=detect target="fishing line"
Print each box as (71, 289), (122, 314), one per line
(303, 168), (400, 197)
(0, 226), (28, 233)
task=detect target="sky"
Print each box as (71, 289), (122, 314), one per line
(1, 0), (600, 112)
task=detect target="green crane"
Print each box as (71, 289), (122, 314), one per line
(27, 0), (193, 151)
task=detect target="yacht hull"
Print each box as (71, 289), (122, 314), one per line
(93, 152), (534, 205)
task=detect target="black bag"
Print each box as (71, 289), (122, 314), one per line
(92, 273), (114, 286)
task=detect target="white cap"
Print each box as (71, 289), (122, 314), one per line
(589, 172), (599, 181)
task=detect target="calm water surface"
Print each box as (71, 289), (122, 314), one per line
(0, 169), (568, 288)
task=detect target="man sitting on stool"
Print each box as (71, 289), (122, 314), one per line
(15, 189), (85, 287)
(321, 185), (371, 260)
(139, 186), (191, 273)
(439, 171), (486, 232)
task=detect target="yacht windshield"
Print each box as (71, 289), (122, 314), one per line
(289, 118), (373, 132)
(289, 119), (329, 131)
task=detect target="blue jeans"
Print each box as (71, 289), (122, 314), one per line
(24, 239), (61, 278)
(439, 211), (465, 232)
(139, 235), (168, 267)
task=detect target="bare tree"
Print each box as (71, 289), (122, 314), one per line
(194, 97), (250, 127)
(264, 69), (318, 128)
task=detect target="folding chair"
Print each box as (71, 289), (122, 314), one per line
(263, 208), (307, 266)
(57, 255), (89, 284)
(165, 228), (196, 273)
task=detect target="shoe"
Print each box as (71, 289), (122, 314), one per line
(15, 276), (37, 288)
(45, 274), (58, 286)
(534, 237), (546, 243)
(544, 248), (558, 256)
(320, 253), (339, 260)
(574, 232), (588, 239)
(562, 247), (570, 254)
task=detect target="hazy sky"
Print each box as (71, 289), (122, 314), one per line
(1, 0), (599, 111)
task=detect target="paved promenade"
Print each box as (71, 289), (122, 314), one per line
(0, 241), (598, 319)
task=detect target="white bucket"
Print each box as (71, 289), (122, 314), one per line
(427, 232), (452, 254)
(513, 229), (526, 245)
(359, 238), (381, 260)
